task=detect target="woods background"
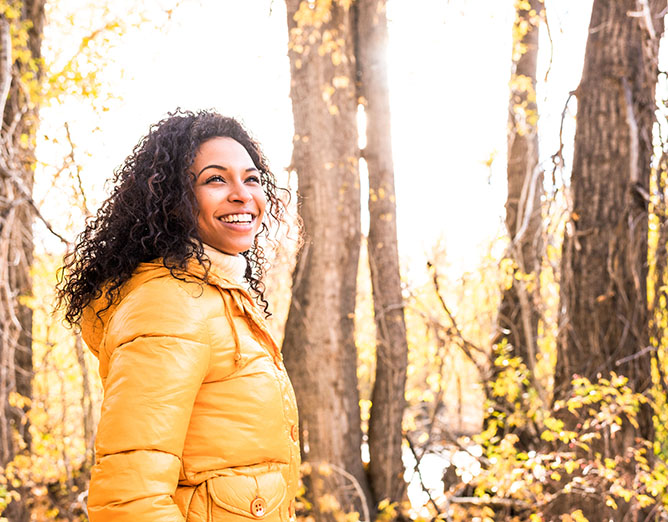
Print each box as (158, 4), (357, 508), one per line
(2, 0), (668, 521)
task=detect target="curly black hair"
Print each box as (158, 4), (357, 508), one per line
(57, 108), (288, 325)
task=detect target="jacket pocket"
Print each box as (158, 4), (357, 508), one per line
(206, 465), (286, 520)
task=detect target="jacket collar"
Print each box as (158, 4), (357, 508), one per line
(200, 244), (248, 285)
(181, 245), (249, 293)
(81, 245), (249, 358)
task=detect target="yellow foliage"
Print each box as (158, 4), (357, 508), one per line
(318, 493), (341, 513)
(344, 511), (360, 522)
(293, 0), (334, 29)
(1, 254), (104, 517)
(8, 392), (31, 410)
(317, 463), (333, 477)
(374, 499), (398, 522)
(292, 0), (352, 30)
(561, 511), (588, 522)
(332, 75), (349, 89)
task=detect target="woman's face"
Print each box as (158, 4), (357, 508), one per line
(191, 137), (267, 255)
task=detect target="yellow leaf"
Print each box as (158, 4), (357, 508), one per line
(571, 510), (589, 522)
(318, 463), (333, 477)
(332, 75), (349, 89)
(564, 460), (577, 474)
(318, 493), (340, 513)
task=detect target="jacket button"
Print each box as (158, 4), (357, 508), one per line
(290, 424), (299, 442)
(250, 497), (267, 518)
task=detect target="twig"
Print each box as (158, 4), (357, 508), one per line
(449, 496), (531, 509)
(404, 434), (444, 519)
(622, 77), (640, 184)
(0, 16), (12, 123)
(615, 344), (656, 366)
(542, 0), (554, 83)
(631, 0), (657, 40)
(325, 463), (370, 522)
(432, 428), (491, 468)
(550, 90), (576, 187)
(423, 324), (448, 444)
(426, 262), (486, 357)
(0, 157), (70, 245)
(64, 122), (90, 216)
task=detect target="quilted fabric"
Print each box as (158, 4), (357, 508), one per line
(81, 247), (300, 521)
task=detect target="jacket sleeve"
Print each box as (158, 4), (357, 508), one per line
(87, 285), (211, 522)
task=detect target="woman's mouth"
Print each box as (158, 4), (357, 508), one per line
(218, 213), (254, 224)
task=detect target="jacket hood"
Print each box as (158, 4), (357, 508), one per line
(80, 247), (248, 359)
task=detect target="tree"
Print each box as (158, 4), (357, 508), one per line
(0, 1), (46, 520)
(555, 0), (665, 517)
(496, 0), (542, 377)
(354, 0), (408, 508)
(282, 0), (373, 519)
(489, 0), (544, 449)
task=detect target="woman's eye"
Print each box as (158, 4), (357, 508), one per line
(206, 175), (226, 184)
(246, 175), (261, 184)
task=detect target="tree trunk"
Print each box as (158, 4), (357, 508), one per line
(0, 1), (46, 520)
(554, 0), (664, 518)
(489, 0), (543, 450)
(496, 0), (542, 371)
(354, 0), (408, 508)
(74, 333), (95, 469)
(283, 1), (373, 519)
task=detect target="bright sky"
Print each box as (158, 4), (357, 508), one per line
(37, 0), (595, 281)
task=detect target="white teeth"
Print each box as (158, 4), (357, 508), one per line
(219, 213), (253, 223)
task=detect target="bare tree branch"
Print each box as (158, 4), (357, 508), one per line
(0, 16), (12, 123)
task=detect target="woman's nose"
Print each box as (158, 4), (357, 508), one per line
(228, 181), (252, 203)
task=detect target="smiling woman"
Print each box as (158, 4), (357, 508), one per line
(56, 109), (301, 522)
(192, 137), (267, 256)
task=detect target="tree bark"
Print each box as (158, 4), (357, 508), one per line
(74, 333), (95, 469)
(0, 1), (46, 520)
(354, 0), (408, 508)
(554, 0), (664, 518)
(283, 1), (373, 519)
(489, 0), (544, 450)
(496, 0), (542, 372)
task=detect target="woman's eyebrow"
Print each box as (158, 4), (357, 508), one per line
(197, 165), (258, 178)
(197, 164), (226, 177)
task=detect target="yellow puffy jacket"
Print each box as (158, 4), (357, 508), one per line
(80, 247), (300, 522)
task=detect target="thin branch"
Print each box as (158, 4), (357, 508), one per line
(449, 496), (531, 509)
(64, 122), (90, 216)
(622, 77), (640, 184)
(0, 158), (70, 245)
(322, 462), (370, 522)
(0, 16), (12, 124)
(615, 344), (656, 366)
(550, 90), (576, 187)
(630, 0), (657, 40)
(542, 0), (554, 83)
(404, 434), (444, 519)
(426, 262), (487, 363)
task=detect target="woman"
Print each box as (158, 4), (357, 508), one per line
(57, 109), (300, 522)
